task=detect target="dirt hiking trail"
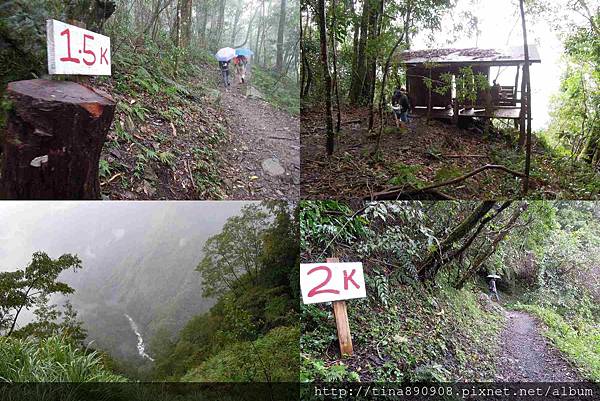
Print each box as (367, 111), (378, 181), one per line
(219, 78), (299, 201)
(495, 310), (581, 381)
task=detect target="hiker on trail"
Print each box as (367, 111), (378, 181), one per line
(488, 274), (500, 302)
(219, 60), (231, 87)
(392, 87), (411, 125)
(234, 55), (248, 84)
(491, 80), (501, 105)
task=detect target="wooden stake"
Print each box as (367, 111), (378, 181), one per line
(326, 257), (353, 356)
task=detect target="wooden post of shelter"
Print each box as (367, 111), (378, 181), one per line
(514, 65), (521, 129)
(327, 257), (354, 356)
(0, 79), (115, 199)
(452, 98), (459, 126)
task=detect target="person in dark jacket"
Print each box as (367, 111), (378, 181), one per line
(392, 87), (411, 123)
(219, 60), (231, 87)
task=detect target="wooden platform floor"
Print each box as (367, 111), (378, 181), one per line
(411, 106), (521, 120)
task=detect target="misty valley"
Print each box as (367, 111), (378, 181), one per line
(0, 201), (299, 387)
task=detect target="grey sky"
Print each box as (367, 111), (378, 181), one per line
(0, 201), (252, 272)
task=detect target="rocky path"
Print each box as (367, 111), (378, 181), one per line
(495, 310), (581, 381)
(220, 79), (299, 200)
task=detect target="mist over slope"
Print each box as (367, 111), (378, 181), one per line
(0, 202), (250, 361)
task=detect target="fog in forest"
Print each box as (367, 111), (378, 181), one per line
(0, 201), (251, 362)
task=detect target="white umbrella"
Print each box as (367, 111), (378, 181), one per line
(487, 274), (501, 279)
(215, 47), (236, 62)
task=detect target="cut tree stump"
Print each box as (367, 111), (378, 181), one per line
(0, 79), (116, 199)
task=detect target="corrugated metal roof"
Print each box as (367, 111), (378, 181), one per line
(400, 45), (541, 65)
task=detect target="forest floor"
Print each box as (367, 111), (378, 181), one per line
(218, 79), (300, 200)
(96, 55), (298, 200)
(495, 310), (581, 382)
(301, 106), (600, 199)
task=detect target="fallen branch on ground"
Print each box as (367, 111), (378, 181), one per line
(442, 154), (487, 158)
(368, 164), (525, 200)
(268, 136), (296, 141)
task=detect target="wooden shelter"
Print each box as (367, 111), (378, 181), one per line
(398, 46), (541, 121)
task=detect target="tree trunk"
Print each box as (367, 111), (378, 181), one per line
(417, 201), (497, 281)
(180, 0), (193, 47)
(349, 0), (359, 98)
(275, 0), (287, 72)
(519, 0), (532, 194)
(454, 203), (528, 289)
(374, 33), (405, 154)
(199, 0), (209, 44)
(300, 11), (313, 97)
(330, 0), (341, 132)
(216, 0), (226, 48)
(0, 79), (116, 199)
(255, 1), (263, 62)
(316, 0), (335, 155)
(363, 0), (380, 105)
(366, 0), (383, 131)
(348, 0), (370, 105)
(171, 0), (181, 45)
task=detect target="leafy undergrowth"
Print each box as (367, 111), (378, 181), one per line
(513, 303), (600, 381)
(251, 67), (300, 115)
(301, 106), (600, 199)
(0, 336), (126, 382)
(92, 37), (231, 200)
(182, 326), (300, 382)
(301, 278), (504, 382)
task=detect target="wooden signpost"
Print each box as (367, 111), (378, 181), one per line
(0, 20), (115, 199)
(300, 258), (367, 356)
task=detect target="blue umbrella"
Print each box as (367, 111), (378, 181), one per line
(235, 48), (254, 57)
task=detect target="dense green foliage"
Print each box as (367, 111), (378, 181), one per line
(0, 252), (83, 337)
(152, 202), (300, 382)
(0, 336), (126, 382)
(182, 325), (300, 381)
(546, 6), (600, 166)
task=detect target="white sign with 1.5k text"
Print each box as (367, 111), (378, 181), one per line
(300, 262), (366, 304)
(47, 19), (111, 75)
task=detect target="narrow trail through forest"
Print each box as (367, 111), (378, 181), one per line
(495, 310), (580, 381)
(219, 78), (300, 200)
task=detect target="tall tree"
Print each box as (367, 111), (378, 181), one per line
(196, 204), (269, 296)
(0, 252), (82, 337)
(348, 0), (371, 105)
(519, 0), (533, 194)
(275, 0), (288, 72)
(316, 0), (335, 155)
(180, 0), (193, 47)
(216, 0), (226, 47)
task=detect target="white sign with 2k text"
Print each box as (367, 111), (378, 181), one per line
(300, 262), (366, 304)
